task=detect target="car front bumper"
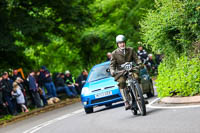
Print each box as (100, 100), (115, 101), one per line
(81, 88), (122, 108)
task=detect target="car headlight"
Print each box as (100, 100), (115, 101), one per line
(81, 87), (90, 95)
(115, 84), (118, 88)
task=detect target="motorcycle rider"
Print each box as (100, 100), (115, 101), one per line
(110, 35), (141, 110)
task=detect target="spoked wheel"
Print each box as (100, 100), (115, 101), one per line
(131, 82), (146, 116)
(127, 88), (137, 116)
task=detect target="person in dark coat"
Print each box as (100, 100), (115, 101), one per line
(0, 76), (9, 115)
(75, 70), (88, 94)
(1, 72), (17, 115)
(11, 69), (22, 82)
(144, 54), (157, 74)
(28, 71), (42, 108)
(55, 73), (75, 97)
(36, 71), (47, 106)
(39, 66), (57, 98)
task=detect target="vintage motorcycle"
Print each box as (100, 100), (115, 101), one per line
(116, 62), (146, 116)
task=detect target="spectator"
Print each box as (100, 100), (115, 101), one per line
(0, 76), (9, 115)
(28, 71), (42, 108)
(64, 70), (78, 96)
(39, 66), (57, 98)
(11, 69), (22, 82)
(144, 54), (157, 74)
(75, 70), (88, 94)
(36, 71), (47, 106)
(12, 82), (29, 112)
(155, 54), (164, 65)
(1, 72), (18, 115)
(106, 52), (112, 61)
(15, 77), (28, 107)
(137, 46), (148, 64)
(15, 77), (26, 97)
(55, 73), (76, 97)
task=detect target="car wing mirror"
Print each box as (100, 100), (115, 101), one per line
(106, 68), (110, 72)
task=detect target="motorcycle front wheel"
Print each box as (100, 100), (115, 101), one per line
(131, 82), (146, 116)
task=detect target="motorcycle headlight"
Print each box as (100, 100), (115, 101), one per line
(81, 87), (90, 95)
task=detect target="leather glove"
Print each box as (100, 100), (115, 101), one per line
(110, 70), (116, 77)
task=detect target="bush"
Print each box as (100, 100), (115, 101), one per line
(140, 0), (200, 56)
(156, 55), (200, 98)
(140, 0), (200, 97)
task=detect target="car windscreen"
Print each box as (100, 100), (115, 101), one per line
(88, 64), (111, 82)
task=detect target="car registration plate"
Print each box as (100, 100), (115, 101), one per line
(95, 91), (112, 98)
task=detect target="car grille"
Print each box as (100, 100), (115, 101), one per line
(104, 86), (115, 89)
(91, 94), (120, 104)
(91, 89), (101, 92)
(91, 86), (115, 92)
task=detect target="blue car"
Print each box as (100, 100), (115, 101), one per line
(81, 61), (122, 114)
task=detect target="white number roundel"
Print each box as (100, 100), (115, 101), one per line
(124, 63), (132, 71)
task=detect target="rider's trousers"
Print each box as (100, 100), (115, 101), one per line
(117, 76), (129, 102)
(117, 73), (139, 103)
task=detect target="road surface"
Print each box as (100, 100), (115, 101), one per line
(0, 97), (200, 133)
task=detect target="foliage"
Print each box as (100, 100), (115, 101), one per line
(140, 0), (200, 97)
(140, 0), (200, 56)
(156, 55), (200, 97)
(0, 115), (13, 122)
(80, 0), (154, 67)
(0, 0), (155, 76)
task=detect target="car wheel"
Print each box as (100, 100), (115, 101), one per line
(84, 107), (93, 114)
(147, 81), (154, 98)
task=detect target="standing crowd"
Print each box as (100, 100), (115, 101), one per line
(0, 67), (88, 117)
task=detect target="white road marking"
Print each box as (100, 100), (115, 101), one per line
(23, 109), (84, 133)
(23, 98), (200, 133)
(147, 98), (200, 109)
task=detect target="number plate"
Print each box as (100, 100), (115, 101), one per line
(95, 91), (112, 98)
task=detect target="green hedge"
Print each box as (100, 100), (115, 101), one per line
(140, 0), (200, 97)
(140, 0), (200, 56)
(156, 55), (200, 98)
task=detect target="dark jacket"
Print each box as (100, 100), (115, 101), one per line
(44, 70), (53, 83)
(38, 71), (46, 86)
(145, 58), (156, 68)
(76, 74), (87, 89)
(1, 79), (13, 97)
(11, 73), (22, 82)
(38, 70), (52, 84)
(28, 75), (37, 91)
(0, 91), (3, 105)
(55, 77), (65, 87)
(110, 47), (140, 79)
(0, 81), (4, 104)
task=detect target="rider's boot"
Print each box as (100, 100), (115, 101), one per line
(120, 89), (131, 110)
(125, 101), (131, 110)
